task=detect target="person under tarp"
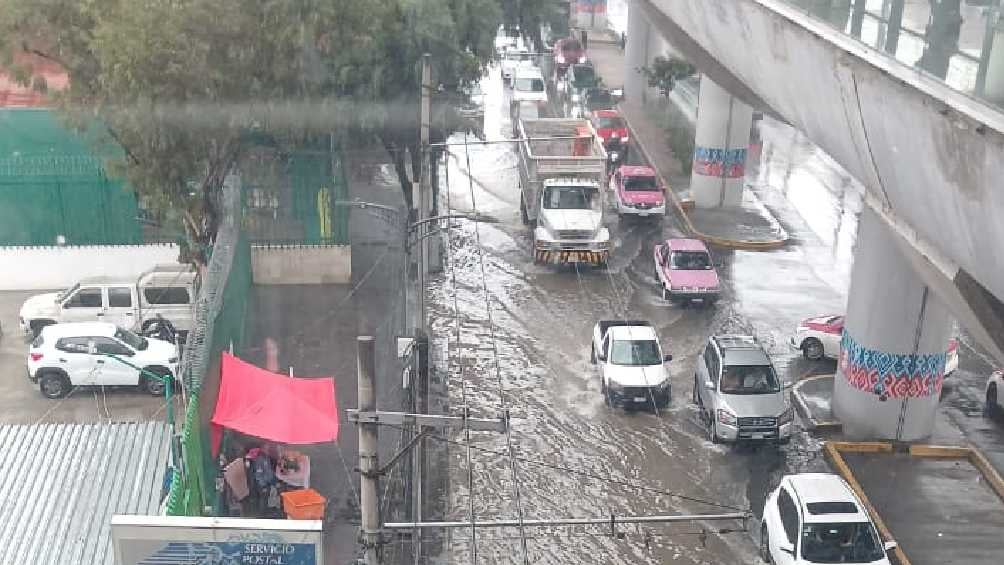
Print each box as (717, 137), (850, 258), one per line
(211, 352), (339, 519)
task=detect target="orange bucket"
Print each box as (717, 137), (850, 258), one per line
(281, 488), (327, 520)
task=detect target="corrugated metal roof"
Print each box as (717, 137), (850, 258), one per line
(0, 421), (171, 564)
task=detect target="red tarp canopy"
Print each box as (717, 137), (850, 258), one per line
(211, 353), (339, 455)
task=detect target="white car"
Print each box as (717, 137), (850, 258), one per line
(501, 48), (533, 83)
(986, 369), (1004, 418)
(27, 322), (179, 399)
(590, 320), (672, 409)
(788, 314), (959, 375)
(761, 473), (896, 565)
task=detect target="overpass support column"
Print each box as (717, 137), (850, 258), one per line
(833, 208), (953, 441)
(691, 76), (753, 208)
(625, 0), (650, 102)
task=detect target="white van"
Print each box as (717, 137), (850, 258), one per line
(511, 65), (548, 106)
(19, 264), (198, 337)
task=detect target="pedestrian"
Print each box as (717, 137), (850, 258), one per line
(620, 32), (626, 51)
(580, 29), (588, 50)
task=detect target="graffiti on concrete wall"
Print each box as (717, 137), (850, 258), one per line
(839, 331), (947, 400)
(693, 146), (746, 178)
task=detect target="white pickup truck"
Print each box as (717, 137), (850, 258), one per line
(590, 320), (673, 409)
(19, 264), (197, 338)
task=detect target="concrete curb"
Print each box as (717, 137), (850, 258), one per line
(791, 374), (842, 431)
(623, 118), (790, 251)
(824, 441), (1004, 565)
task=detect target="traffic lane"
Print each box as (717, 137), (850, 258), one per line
(0, 289), (169, 424)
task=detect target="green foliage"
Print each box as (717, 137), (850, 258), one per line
(637, 55), (697, 97)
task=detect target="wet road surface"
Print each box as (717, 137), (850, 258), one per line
(427, 43), (1004, 562)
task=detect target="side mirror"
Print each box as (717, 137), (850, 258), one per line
(883, 540), (898, 552)
(704, 381), (715, 391)
(663, 354), (673, 363)
(779, 543), (795, 557)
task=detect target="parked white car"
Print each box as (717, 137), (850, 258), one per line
(19, 264), (196, 338)
(986, 369), (1004, 418)
(761, 473), (896, 564)
(27, 322), (179, 399)
(788, 314), (958, 375)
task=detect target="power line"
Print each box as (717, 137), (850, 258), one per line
(443, 130), (480, 563)
(460, 130), (531, 565)
(381, 422), (748, 513)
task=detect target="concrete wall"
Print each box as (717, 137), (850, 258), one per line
(251, 244), (351, 285)
(0, 243), (179, 290)
(645, 0), (1004, 307)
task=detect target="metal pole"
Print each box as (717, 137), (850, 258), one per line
(419, 53), (432, 334)
(357, 336), (380, 565)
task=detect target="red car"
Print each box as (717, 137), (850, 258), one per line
(553, 38), (585, 77)
(589, 110), (629, 147)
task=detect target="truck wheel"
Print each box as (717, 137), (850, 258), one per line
(802, 338), (824, 361)
(693, 376), (700, 404)
(39, 371), (70, 399)
(30, 319), (55, 338)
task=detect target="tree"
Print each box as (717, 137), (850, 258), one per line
(637, 55), (697, 97)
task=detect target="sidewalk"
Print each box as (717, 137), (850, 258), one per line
(586, 39), (788, 247)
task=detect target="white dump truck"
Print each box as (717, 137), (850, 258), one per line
(516, 118), (610, 266)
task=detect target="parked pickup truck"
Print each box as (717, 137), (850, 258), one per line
(590, 320), (673, 409)
(517, 118), (610, 266)
(19, 264), (197, 338)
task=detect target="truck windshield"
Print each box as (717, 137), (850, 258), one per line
(800, 522), (885, 563)
(543, 186), (595, 210)
(720, 365), (780, 394)
(571, 66), (595, 87)
(610, 340), (662, 366)
(670, 251), (710, 270)
(624, 176), (657, 191)
(115, 327), (149, 351)
(515, 78), (545, 92)
(57, 283), (80, 301)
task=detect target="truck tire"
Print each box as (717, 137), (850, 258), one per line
(30, 319), (55, 338)
(802, 338), (824, 361)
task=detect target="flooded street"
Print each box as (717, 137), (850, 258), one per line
(425, 68), (848, 564)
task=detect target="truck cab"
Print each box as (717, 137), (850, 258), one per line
(532, 179), (610, 265)
(591, 320), (673, 409)
(19, 264), (197, 338)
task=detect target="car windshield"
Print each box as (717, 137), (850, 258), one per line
(115, 327), (148, 351)
(719, 365), (780, 394)
(57, 283), (80, 301)
(543, 186), (596, 210)
(670, 251), (711, 270)
(586, 92), (613, 109)
(595, 116), (625, 129)
(571, 67), (595, 86)
(800, 522), (885, 563)
(514, 78), (545, 92)
(624, 176), (657, 191)
(609, 339), (662, 366)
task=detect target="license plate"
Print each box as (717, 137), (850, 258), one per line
(633, 396), (646, 403)
(640, 212), (649, 217)
(751, 433), (765, 440)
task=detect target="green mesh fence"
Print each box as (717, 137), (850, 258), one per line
(0, 109), (143, 245)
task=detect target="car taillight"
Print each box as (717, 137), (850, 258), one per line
(30, 352), (43, 362)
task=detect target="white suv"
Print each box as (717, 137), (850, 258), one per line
(761, 473), (895, 564)
(27, 322), (179, 399)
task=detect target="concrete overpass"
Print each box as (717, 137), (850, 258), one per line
(624, 0), (1004, 439)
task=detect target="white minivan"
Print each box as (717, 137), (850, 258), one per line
(511, 65), (548, 106)
(19, 264), (197, 338)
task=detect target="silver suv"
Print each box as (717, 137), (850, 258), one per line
(693, 335), (793, 445)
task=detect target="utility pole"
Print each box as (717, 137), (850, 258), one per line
(415, 52), (432, 565)
(357, 336), (380, 565)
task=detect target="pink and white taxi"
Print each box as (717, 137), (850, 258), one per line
(610, 165), (665, 218)
(789, 314), (959, 375)
(653, 239), (720, 305)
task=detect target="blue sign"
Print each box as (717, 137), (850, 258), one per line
(136, 541), (317, 565)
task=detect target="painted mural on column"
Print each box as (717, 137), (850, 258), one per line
(693, 146), (747, 178)
(575, 0), (608, 14)
(838, 331), (947, 400)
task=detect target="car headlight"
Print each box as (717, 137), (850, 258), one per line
(717, 409), (737, 426)
(778, 406), (794, 425)
(594, 227), (610, 242)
